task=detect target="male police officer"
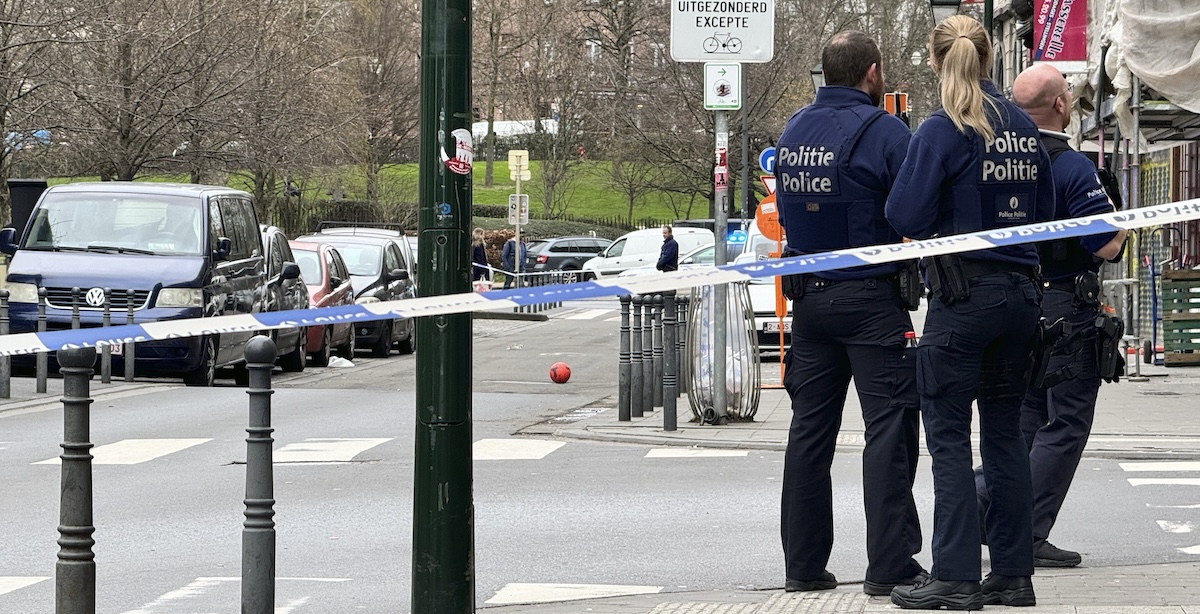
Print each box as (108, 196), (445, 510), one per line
(975, 63), (1127, 568)
(776, 30), (925, 596)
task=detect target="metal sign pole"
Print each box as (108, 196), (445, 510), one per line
(713, 111), (729, 422)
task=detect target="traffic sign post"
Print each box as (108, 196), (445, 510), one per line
(508, 150), (531, 289)
(508, 194), (529, 225)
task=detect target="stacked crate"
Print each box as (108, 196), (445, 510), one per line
(1162, 269), (1200, 366)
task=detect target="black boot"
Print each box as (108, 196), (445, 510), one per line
(890, 577), (983, 611)
(982, 573), (1036, 606)
(785, 570), (837, 592)
(1034, 539), (1081, 567)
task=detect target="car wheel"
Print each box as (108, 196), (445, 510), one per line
(371, 321), (392, 357)
(337, 329), (356, 359)
(233, 361), (250, 387)
(311, 327), (332, 367)
(183, 337), (216, 387)
(561, 268), (580, 284)
(398, 320), (415, 355)
(280, 327), (307, 372)
(582, 271), (596, 282)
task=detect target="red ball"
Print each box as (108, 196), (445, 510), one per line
(549, 362), (571, 384)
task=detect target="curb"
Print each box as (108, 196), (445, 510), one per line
(474, 311), (550, 322)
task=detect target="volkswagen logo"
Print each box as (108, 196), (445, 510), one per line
(84, 287), (107, 307)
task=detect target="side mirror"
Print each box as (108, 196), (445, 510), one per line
(214, 236), (232, 260)
(389, 268), (409, 281)
(280, 262), (301, 281)
(681, 256), (694, 265)
(329, 276), (343, 289)
(0, 228), (17, 255)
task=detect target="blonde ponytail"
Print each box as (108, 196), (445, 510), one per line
(929, 15), (998, 143)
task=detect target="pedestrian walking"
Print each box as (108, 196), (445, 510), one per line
(884, 15), (1056, 610)
(656, 225), (679, 272)
(472, 228), (491, 282)
(975, 63), (1127, 569)
(775, 30), (926, 597)
(501, 235), (526, 290)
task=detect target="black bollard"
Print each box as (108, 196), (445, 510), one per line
(124, 290), (136, 382)
(677, 295), (689, 396)
(100, 289), (111, 384)
(631, 296), (644, 418)
(37, 287), (47, 394)
(662, 291), (677, 431)
(56, 346), (97, 614)
(618, 295), (631, 422)
(0, 289), (9, 399)
(243, 336), (278, 614)
(71, 287), (81, 330)
(641, 295), (654, 413)
(652, 294), (664, 408)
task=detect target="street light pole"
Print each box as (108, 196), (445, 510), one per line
(415, 0), (474, 608)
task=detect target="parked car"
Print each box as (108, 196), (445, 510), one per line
(406, 234), (418, 265)
(295, 223), (416, 356)
(0, 182), (266, 386)
(259, 224), (307, 372)
(617, 242), (716, 278)
(525, 236), (612, 283)
(289, 241), (356, 366)
(732, 219), (792, 352)
(581, 227), (713, 279)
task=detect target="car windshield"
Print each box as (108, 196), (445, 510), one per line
(324, 241), (382, 276)
(23, 192), (204, 256)
(292, 248), (321, 283)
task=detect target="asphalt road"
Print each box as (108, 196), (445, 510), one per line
(1, 297), (1196, 613)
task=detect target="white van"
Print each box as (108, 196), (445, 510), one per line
(732, 218), (792, 352)
(581, 227), (714, 279)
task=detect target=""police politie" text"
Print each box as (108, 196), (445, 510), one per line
(983, 131), (1040, 182)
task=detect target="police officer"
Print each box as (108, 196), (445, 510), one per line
(776, 30), (926, 596)
(975, 63), (1127, 569)
(884, 16), (1055, 610)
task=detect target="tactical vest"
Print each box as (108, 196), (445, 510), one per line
(1037, 134), (1104, 279)
(777, 105), (898, 255)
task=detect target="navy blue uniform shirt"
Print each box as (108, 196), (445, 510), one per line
(1038, 130), (1119, 281)
(885, 81), (1055, 268)
(775, 86), (912, 280)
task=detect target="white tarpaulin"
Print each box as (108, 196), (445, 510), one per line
(1119, 0), (1200, 113)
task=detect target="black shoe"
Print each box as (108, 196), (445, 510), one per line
(785, 570), (837, 592)
(863, 570), (930, 596)
(982, 574), (1036, 606)
(890, 577), (983, 611)
(1034, 540), (1081, 568)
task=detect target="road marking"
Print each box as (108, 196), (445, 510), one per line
(565, 309), (612, 320)
(0, 576), (49, 596)
(481, 380), (557, 386)
(1149, 503), (1200, 509)
(604, 316), (621, 322)
(485, 583), (663, 605)
(1180, 545), (1200, 555)
(645, 449), (749, 458)
(119, 577), (349, 614)
(1157, 520), (1195, 533)
(274, 438), (392, 463)
(34, 438), (210, 465)
(1120, 462), (1200, 472)
(1128, 478), (1200, 487)
(474, 438), (564, 460)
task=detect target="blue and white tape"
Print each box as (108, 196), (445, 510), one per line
(4, 197), (1199, 357)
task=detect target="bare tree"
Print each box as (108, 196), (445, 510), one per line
(473, 0), (540, 187)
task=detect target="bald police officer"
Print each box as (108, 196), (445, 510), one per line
(776, 30), (926, 596)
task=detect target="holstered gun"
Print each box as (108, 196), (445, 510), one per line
(1095, 315), (1126, 383)
(896, 259), (923, 311)
(925, 255), (970, 305)
(1029, 317), (1072, 389)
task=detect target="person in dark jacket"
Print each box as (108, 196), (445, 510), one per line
(501, 236), (526, 289)
(885, 15), (1055, 610)
(775, 29), (926, 598)
(656, 225), (678, 272)
(974, 63), (1127, 570)
(471, 227), (490, 282)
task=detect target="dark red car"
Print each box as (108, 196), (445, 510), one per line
(289, 240), (356, 366)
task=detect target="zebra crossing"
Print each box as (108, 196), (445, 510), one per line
(1121, 460), (1200, 555)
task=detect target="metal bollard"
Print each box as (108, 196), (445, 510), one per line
(677, 295), (689, 396)
(100, 289), (111, 384)
(243, 336), (278, 614)
(71, 287), (81, 330)
(631, 296), (644, 418)
(652, 294), (664, 408)
(641, 295), (654, 413)
(618, 295), (632, 422)
(0, 289), (9, 399)
(662, 291), (677, 431)
(37, 287), (47, 394)
(56, 347), (97, 614)
(124, 290), (136, 382)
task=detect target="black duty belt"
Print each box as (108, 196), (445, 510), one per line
(1043, 279), (1076, 293)
(959, 259), (1039, 281)
(807, 276), (891, 290)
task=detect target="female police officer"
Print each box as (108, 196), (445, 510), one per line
(884, 15), (1055, 610)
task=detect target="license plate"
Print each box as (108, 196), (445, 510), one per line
(109, 343), (123, 356)
(764, 321), (791, 334)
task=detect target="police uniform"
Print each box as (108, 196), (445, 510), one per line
(976, 130), (1119, 560)
(884, 80), (1055, 583)
(776, 85), (924, 590)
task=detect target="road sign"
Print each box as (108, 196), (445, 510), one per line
(755, 194), (782, 242)
(704, 63), (742, 110)
(508, 194), (529, 225)
(758, 147), (775, 174)
(760, 175), (776, 195)
(670, 0), (775, 63)
(508, 149), (531, 181)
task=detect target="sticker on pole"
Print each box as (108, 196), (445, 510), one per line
(443, 128), (474, 175)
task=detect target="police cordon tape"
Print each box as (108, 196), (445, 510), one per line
(3, 197), (1200, 358)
